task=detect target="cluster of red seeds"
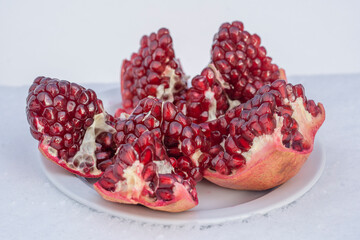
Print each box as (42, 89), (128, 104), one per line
(98, 98), (209, 201)
(26, 77), (115, 174)
(211, 21), (281, 102)
(98, 136), (197, 201)
(199, 80), (322, 175)
(185, 67), (230, 123)
(95, 132), (117, 171)
(121, 28), (186, 110)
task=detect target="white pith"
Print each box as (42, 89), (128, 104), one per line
(142, 109), (160, 128)
(43, 136), (57, 157)
(119, 112), (129, 120)
(208, 63), (231, 90)
(204, 89), (217, 121)
(115, 160), (145, 199)
(49, 112), (116, 175)
(203, 64), (240, 121)
(154, 160), (174, 174)
(242, 114), (284, 163)
(180, 104), (187, 115)
(220, 138), (226, 152)
(156, 66), (185, 102)
(226, 96), (241, 111)
(114, 159), (174, 198)
(189, 149), (202, 167)
(35, 118), (45, 132)
(288, 97), (314, 137)
(239, 98), (314, 163)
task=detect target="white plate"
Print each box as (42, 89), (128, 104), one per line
(39, 88), (326, 225)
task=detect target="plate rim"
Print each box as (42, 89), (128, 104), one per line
(39, 137), (325, 226)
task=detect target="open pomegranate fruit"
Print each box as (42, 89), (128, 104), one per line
(121, 28), (188, 113)
(94, 97), (210, 212)
(184, 21), (287, 124)
(201, 80), (325, 190)
(26, 77), (117, 178)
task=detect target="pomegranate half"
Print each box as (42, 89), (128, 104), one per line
(26, 77), (117, 178)
(201, 80), (325, 190)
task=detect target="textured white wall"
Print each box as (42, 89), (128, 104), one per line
(0, 0), (359, 86)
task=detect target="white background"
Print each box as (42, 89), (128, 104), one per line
(0, 0), (359, 86)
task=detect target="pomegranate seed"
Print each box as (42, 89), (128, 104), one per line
(116, 144), (136, 165)
(98, 178), (115, 191)
(228, 154), (246, 168)
(225, 136), (240, 155)
(259, 113), (276, 134)
(168, 121), (182, 136)
(140, 147), (153, 164)
(158, 174), (176, 188)
(97, 159), (113, 172)
(212, 157), (230, 175)
(181, 138), (196, 156)
(236, 136), (251, 151)
(156, 188), (174, 201)
(306, 100), (320, 117)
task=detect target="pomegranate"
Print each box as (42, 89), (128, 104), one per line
(94, 97), (210, 212)
(121, 28), (188, 113)
(26, 77), (117, 178)
(211, 21), (287, 102)
(184, 21), (287, 123)
(201, 80), (325, 190)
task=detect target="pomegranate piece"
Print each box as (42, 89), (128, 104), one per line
(94, 97), (210, 212)
(26, 77), (116, 178)
(184, 21), (286, 123)
(211, 21), (286, 103)
(121, 28), (188, 113)
(201, 80), (325, 190)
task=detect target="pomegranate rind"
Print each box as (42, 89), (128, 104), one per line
(94, 182), (197, 212)
(120, 59), (127, 103)
(279, 69), (286, 81)
(204, 103), (325, 190)
(39, 143), (103, 178)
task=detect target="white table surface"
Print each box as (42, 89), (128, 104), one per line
(0, 74), (359, 239)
